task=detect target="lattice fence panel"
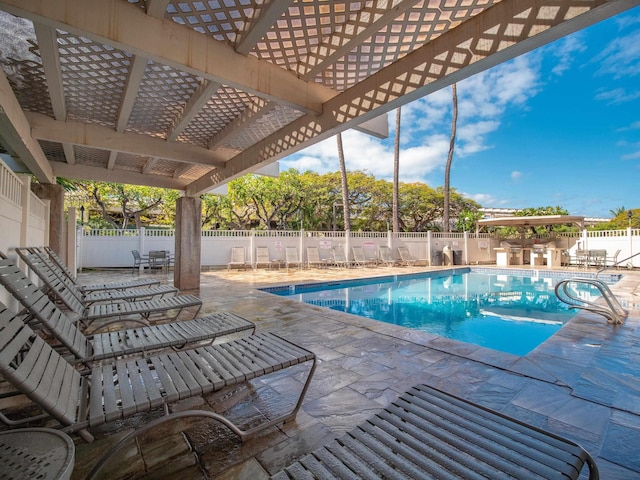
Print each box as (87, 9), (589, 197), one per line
(57, 31), (129, 128)
(0, 13), (54, 116)
(126, 62), (201, 138)
(178, 87), (253, 148)
(38, 141), (66, 163)
(74, 146), (110, 168)
(315, 0), (497, 91)
(165, 0), (254, 43)
(225, 105), (305, 151)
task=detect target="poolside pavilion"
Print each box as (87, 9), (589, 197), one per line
(2, 1), (640, 479)
(1, 0), (639, 289)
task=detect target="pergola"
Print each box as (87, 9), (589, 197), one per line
(0, 0), (637, 287)
(477, 215), (586, 229)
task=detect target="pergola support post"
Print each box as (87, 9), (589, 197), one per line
(174, 196), (202, 290)
(31, 182), (65, 259)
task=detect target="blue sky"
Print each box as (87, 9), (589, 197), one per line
(281, 8), (640, 219)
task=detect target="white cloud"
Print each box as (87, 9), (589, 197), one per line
(283, 51), (542, 185)
(549, 34), (587, 76)
(465, 193), (509, 206)
(595, 87), (640, 105)
(594, 30), (640, 80)
(511, 171), (522, 182)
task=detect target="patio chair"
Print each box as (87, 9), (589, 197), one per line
(378, 245), (396, 266)
(351, 245), (376, 267)
(148, 250), (171, 274)
(0, 256), (202, 330)
(397, 245), (419, 266)
(132, 249), (150, 273)
(273, 384), (598, 480)
(306, 246), (325, 269)
(40, 246), (161, 291)
(254, 246), (273, 270)
(0, 302), (316, 475)
(228, 246), (247, 270)
(285, 246), (303, 270)
(15, 248), (178, 306)
(0, 259), (255, 364)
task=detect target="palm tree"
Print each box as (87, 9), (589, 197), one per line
(443, 83), (458, 232)
(609, 206), (626, 217)
(336, 132), (351, 231)
(393, 107), (401, 232)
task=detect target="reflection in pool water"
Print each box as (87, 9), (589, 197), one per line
(271, 272), (602, 356)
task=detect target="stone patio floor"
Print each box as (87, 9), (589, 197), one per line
(7, 263), (640, 479)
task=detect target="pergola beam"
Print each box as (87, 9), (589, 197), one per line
(299, 0), (422, 81)
(167, 80), (221, 142)
(116, 56), (148, 133)
(187, 0), (638, 195)
(0, 69), (54, 183)
(52, 162), (187, 189)
(27, 112), (228, 168)
(0, 0), (336, 115)
(235, 1), (293, 55)
(208, 98), (276, 150)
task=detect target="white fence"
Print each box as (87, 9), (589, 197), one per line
(0, 156), (49, 307)
(77, 227), (640, 270)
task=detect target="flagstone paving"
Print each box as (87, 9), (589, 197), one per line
(4, 263), (640, 479)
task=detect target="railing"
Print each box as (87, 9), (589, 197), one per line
(597, 251), (640, 277)
(555, 278), (627, 324)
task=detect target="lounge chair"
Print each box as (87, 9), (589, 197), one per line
(39, 246), (161, 291)
(306, 246), (326, 269)
(15, 248), (178, 306)
(0, 259), (255, 364)
(398, 245), (418, 266)
(363, 245), (380, 265)
(254, 246), (273, 270)
(329, 246), (350, 268)
(352, 245), (376, 267)
(606, 249), (622, 269)
(228, 246), (247, 270)
(0, 257), (202, 330)
(0, 302), (316, 476)
(378, 245), (396, 266)
(285, 246), (302, 270)
(273, 384), (598, 479)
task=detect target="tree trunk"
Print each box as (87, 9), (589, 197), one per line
(443, 83), (458, 232)
(393, 107), (401, 232)
(337, 133), (351, 231)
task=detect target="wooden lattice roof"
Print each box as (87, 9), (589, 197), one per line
(0, 0), (637, 194)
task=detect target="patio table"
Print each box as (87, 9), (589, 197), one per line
(0, 427), (75, 479)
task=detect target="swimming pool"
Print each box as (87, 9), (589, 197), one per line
(264, 269), (612, 356)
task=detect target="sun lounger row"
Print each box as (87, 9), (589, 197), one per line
(2, 251), (202, 330)
(228, 245), (422, 270)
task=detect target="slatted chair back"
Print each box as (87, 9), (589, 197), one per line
(227, 246), (247, 271)
(306, 246), (324, 268)
(379, 245), (395, 266)
(398, 245), (418, 265)
(285, 246), (301, 269)
(0, 259), (92, 360)
(330, 246), (349, 267)
(254, 246), (272, 269)
(0, 304), (84, 430)
(14, 249), (86, 315)
(351, 246), (372, 267)
(43, 246), (77, 282)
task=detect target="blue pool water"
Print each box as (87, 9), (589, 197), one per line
(265, 269), (605, 356)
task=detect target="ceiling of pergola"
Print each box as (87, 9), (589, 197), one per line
(0, 0), (637, 196)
